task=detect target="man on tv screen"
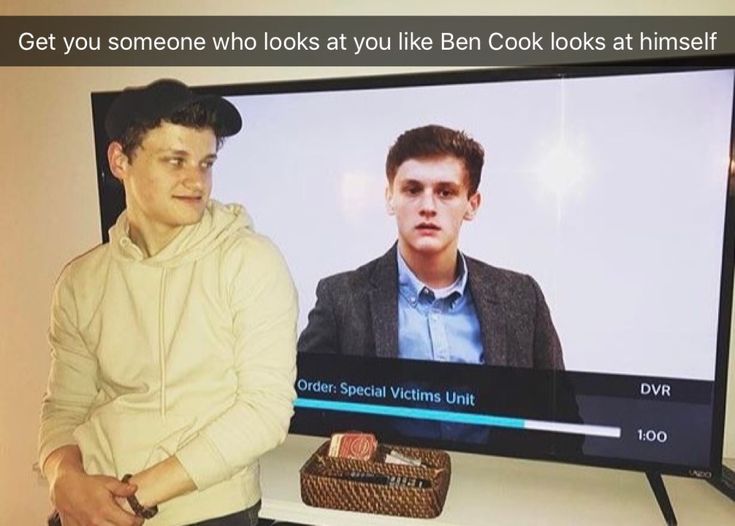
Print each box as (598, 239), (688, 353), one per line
(298, 124), (564, 369)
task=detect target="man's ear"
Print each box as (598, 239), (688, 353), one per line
(464, 192), (482, 221)
(107, 141), (129, 183)
(385, 184), (396, 216)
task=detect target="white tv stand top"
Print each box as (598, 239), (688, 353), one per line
(259, 434), (734, 525)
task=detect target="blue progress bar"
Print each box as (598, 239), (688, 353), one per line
(295, 397), (524, 428)
(295, 398), (621, 438)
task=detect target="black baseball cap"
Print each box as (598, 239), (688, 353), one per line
(104, 79), (242, 140)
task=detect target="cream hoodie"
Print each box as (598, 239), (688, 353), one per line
(39, 200), (298, 525)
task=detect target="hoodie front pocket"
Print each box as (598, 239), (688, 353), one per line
(74, 406), (196, 476)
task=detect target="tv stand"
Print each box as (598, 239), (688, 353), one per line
(259, 435), (734, 525)
(707, 464), (735, 501)
(646, 472), (677, 526)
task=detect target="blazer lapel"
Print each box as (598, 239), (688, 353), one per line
(467, 258), (508, 366)
(369, 245), (399, 358)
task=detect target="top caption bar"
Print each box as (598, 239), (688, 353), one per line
(1, 16), (734, 67)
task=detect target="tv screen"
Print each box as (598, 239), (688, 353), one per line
(91, 66), (735, 478)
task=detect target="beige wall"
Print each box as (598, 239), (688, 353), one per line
(2, 2), (735, 523)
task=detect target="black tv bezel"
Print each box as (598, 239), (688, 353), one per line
(90, 63), (735, 480)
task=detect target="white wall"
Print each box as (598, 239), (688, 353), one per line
(2, 2), (735, 524)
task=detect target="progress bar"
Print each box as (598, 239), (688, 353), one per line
(295, 398), (621, 438)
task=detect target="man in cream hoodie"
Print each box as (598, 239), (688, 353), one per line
(39, 80), (298, 526)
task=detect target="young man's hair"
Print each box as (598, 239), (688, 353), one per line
(385, 124), (485, 195)
(117, 101), (229, 160)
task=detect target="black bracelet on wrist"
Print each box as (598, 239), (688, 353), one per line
(121, 473), (159, 519)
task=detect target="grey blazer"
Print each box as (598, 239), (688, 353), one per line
(298, 245), (564, 369)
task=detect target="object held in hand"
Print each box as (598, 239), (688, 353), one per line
(121, 473), (159, 519)
(328, 432), (378, 460)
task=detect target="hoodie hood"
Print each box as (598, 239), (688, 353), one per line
(109, 200), (253, 268)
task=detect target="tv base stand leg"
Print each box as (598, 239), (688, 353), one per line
(706, 464), (735, 501)
(646, 472), (677, 526)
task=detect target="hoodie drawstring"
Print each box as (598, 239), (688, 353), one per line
(159, 268), (168, 419)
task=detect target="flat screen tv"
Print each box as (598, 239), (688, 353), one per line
(90, 65), (734, 500)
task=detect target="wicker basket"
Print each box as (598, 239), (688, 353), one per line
(300, 440), (451, 518)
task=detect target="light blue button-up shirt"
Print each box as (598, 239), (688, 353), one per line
(396, 251), (484, 364)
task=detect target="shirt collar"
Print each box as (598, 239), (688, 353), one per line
(397, 250), (469, 304)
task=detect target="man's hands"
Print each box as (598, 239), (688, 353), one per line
(44, 446), (143, 526)
(43, 445), (197, 525)
(51, 471), (143, 526)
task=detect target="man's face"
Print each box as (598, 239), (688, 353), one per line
(386, 155), (481, 260)
(110, 122), (217, 235)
